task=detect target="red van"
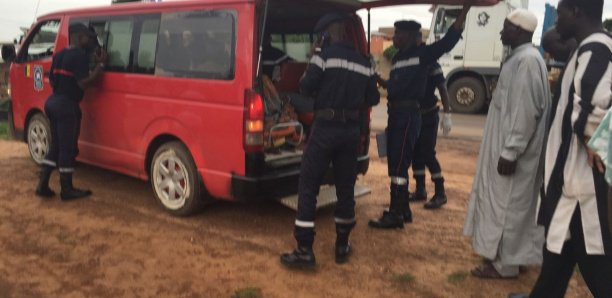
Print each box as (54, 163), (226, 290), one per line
(4, 0), (496, 215)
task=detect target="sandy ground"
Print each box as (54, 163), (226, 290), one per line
(0, 138), (592, 298)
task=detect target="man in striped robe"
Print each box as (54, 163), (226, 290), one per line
(529, 0), (612, 296)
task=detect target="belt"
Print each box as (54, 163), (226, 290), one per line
(388, 100), (420, 109)
(420, 105), (439, 115)
(314, 108), (360, 122)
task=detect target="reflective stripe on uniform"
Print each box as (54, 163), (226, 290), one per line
(59, 168), (75, 173)
(53, 69), (74, 77)
(413, 170), (426, 176)
(309, 56), (374, 77)
(42, 160), (57, 167)
(335, 217), (356, 224)
(391, 58), (420, 71)
(431, 173), (443, 179)
(295, 220), (315, 228)
(390, 176), (408, 185)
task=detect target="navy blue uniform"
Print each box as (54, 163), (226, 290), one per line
(385, 26), (461, 219)
(412, 62), (445, 194)
(294, 41), (379, 248)
(42, 47), (90, 174)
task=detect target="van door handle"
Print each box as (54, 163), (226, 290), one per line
(453, 56), (463, 60)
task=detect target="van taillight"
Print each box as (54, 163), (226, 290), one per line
(244, 89), (264, 152)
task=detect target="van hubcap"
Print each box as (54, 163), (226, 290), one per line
(456, 87), (475, 106)
(153, 154), (190, 210)
(28, 120), (49, 164)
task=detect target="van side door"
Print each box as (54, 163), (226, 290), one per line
(11, 19), (61, 128)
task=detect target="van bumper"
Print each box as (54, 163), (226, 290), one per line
(231, 155), (370, 201)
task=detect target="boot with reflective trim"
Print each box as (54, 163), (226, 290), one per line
(409, 189), (427, 202)
(280, 246), (316, 269)
(35, 165), (55, 198)
(424, 193), (447, 209)
(60, 173), (92, 201)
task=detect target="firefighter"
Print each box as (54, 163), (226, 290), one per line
(35, 23), (106, 201)
(280, 13), (380, 268)
(369, 1), (472, 229)
(409, 31), (452, 210)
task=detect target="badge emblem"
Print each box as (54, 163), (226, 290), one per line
(33, 65), (44, 91)
(477, 12), (490, 27)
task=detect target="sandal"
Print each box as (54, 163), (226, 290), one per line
(470, 262), (517, 279)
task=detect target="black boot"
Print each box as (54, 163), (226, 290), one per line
(60, 173), (92, 201)
(424, 178), (447, 209)
(35, 165), (55, 198)
(369, 192), (404, 229)
(280, 246), (316, 269)
(403, 192), (413, 223)
(410, 174), (427, 202)
(335, 224), (354, 264)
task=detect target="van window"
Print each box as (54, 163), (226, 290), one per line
(270, 34), (311, 63)
(155, 10), (236, 80)
(22, 20), (60, 61)
(136, 18), (160, 73)
(434, 8), (461, 36)
(107, 19), (134, 72)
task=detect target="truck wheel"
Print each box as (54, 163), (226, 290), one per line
(449, 77), (486, 114)
(27, 113), (51, 165)
(151, 141), (203, 216)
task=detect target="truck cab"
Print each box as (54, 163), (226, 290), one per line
(428, 0), (527, 113)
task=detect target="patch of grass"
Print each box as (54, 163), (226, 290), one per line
(56, 230), (77, 247)
(0, 122), (7, 140)
(448, 271), (468, 284)
(392, 273), (415, 283)
(231, 287), (262, 298)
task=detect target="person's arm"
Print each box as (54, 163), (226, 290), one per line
(299, 53), (325, 97)
(77, 49), (106, 90)
(497, 57), (549, 176)
(571, 44), (612, 173)
(374, 73), (388, 89)
(366, 72), (381, 106)
(421, 1), (473, 65)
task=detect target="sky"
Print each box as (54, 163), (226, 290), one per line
(0, 0), (611, 43)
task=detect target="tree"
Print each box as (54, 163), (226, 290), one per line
(604, 19), (612, 32)
(383, 45), (398, 61)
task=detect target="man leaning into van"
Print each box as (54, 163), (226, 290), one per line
(280, 13), (380, 269)
(35, 23), (106, 201)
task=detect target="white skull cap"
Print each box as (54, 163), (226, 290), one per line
(507, 9), (538, 32)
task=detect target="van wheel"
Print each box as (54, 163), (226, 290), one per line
(449, 77), (486, 114)
(151, 141), (203, 216)
(27, 113), (51, 165)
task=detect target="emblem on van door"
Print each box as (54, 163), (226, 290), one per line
(33, 65), (44, 91)
(477, 12), (490, 27)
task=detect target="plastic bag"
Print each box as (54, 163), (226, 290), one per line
(587, 108), (612, 184)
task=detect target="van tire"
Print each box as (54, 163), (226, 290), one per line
(27, 113), (51, 165)
(448, 77), (486, 114)
(150, 141), (203, 216)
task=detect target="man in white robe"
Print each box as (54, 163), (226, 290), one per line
(463, 9), (550, 279)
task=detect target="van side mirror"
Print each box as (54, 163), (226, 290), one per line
(1, 45), (17, 63)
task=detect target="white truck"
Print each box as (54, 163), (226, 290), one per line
(427, 0), (528, 113)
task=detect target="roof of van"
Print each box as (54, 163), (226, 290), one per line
(38, 0), (500, 19)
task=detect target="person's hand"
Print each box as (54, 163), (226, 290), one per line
(497, 157), (517, 176)
(441, 113), (452, 137)
(587, 147), (605, 173)
(94, 48), (107, 65)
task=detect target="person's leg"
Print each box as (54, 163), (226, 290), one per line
(36, 98), (60, 197)
(423, 113), (447, 209)
(411, 127), (427, 201)
(57, 102), (90, 201)
(369, 110), (419, 228)
(332, 124), (360, 264)
(281, 121), (333, 268)
(530, 210), (581, 298)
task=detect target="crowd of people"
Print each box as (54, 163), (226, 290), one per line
(278, 0), (611, 297)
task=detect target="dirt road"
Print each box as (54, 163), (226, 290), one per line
(0, 138), (591, 298)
